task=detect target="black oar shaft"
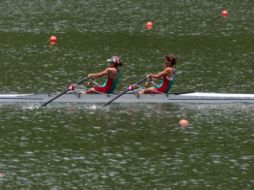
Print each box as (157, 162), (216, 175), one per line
(40, 77), (87, 107)
(104, 77), (147, 106)
(104, 89), (128, 106)
(41, 89), (69, 107)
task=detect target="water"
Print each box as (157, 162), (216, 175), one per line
(0, 0), (254, 189)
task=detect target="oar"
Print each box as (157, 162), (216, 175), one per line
(40, 77), (88, 107)
(104, 77), (147, 106)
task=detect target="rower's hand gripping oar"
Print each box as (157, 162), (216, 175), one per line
(40, 77), (88, 107)
(104, 77), (147, 106)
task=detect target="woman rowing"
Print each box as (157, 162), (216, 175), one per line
(85, 56), (122, 94)
(138, 54), (176, 94)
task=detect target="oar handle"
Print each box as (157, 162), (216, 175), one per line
(104, 77), (147, 106)
(40, 77), (88, 107)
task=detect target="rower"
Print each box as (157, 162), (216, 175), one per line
(85, 56), (122, 94)
(139, 54), (176, 94)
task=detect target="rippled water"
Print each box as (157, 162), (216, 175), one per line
(0, 104), (254, 189)
(0, 0), (254, 189)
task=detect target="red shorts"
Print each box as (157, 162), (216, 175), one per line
(94, 86), (111, 93)
(144, 80), (172, 94)
(93, 78), (114, 93)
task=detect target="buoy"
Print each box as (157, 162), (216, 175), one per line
(221, 10), (228, 17)
(179, 119), (189, 127)
(50, 35), (57, 45)
(146, 21), (153, 30)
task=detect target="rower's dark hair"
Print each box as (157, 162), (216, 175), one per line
(117, 62), (122, 67)
(112, 56), (122, 67)
(165, 54), (176, 65)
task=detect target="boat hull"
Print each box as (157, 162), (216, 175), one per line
(0, 92), (254, 104)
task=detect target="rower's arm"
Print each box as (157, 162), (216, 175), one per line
(88, 68), (109, 78)
(151, 69), (169, 79)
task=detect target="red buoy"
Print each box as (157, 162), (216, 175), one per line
(221, 10), (229, 17)
(146, 21), (153, 30)
(179, 119), (189, 127)
(50, 35), (57, 45)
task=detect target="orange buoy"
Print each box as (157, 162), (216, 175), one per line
(50, 35), (57, 45)
(179, 119), (189, 127)
(221, 10), (228, 17)
(146, 21), (153, 30)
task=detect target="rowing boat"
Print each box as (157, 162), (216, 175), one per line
(0, 92), (254, 104)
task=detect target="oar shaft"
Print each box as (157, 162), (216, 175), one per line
(40, 77), (87, 107)
(41, 89), (69, 107)
(104, 89), (128, 106)
(76, 77), (88, 85)
(104, 77), (147, 106)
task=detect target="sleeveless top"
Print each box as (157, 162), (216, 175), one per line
(99, 68), (120, 93)
(154, 67), (176, 93)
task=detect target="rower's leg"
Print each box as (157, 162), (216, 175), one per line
(85, 87), (106, 94)
(85, 88), (98, 94)
(140, 87), (161, 94)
